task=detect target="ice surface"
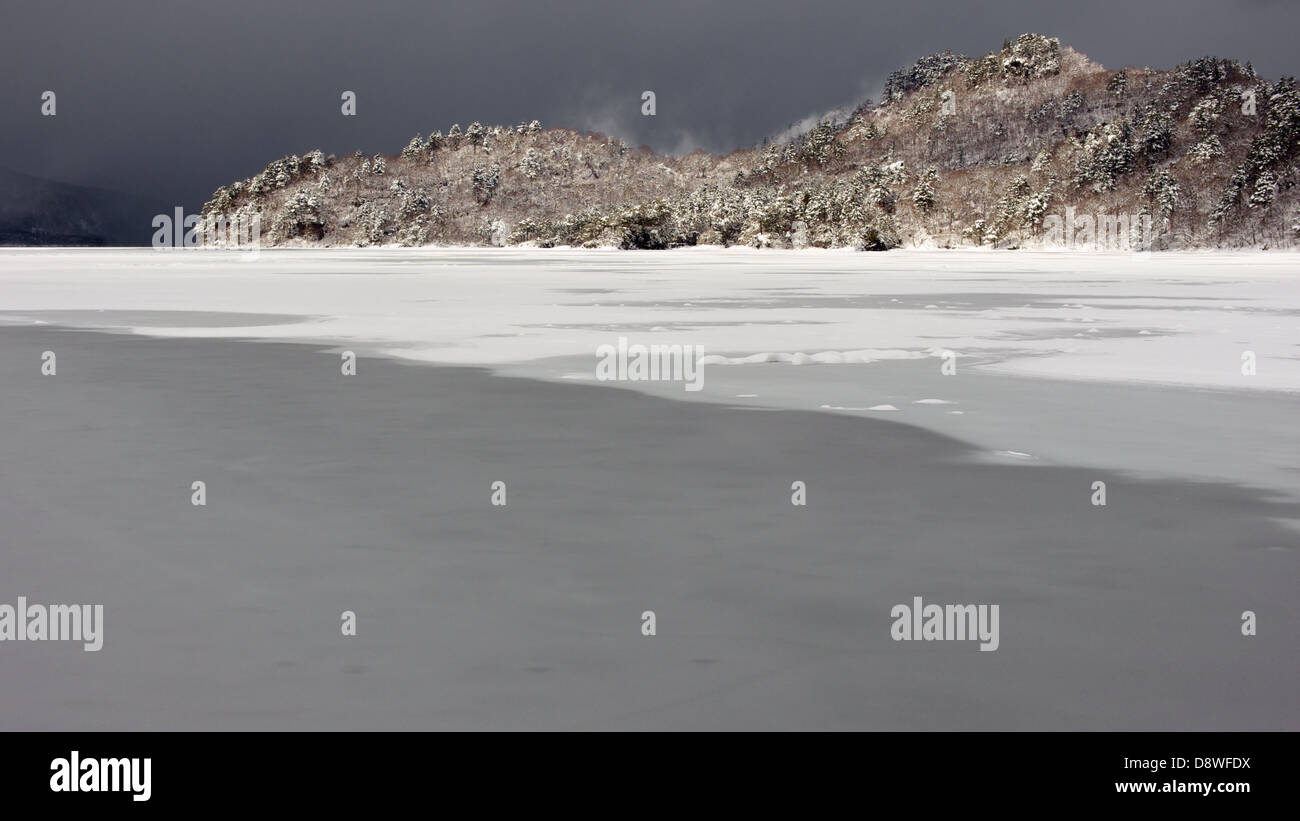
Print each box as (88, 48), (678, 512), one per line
(1, 247), (1296, 393)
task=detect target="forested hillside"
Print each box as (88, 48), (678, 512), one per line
(204, 34), (1300, 250)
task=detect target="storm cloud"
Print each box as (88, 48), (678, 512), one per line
(1, 0), (1296, 210)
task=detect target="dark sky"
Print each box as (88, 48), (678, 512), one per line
(3, 0), (1297, 210)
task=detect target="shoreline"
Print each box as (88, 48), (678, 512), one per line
(4, 244), (1299, 254)
(498, 351), (1300, 503)
(4, 308), (1295, 501)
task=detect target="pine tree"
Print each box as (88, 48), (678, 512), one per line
(912, 168), (937, 213)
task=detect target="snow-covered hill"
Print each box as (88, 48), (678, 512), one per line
(205, 34), (1300, 251)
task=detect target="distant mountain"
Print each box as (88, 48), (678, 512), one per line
(201, 33), (1299, 250)
(0, 167), (169, 246)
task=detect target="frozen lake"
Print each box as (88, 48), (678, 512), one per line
(3, 247), (1298, 495)
(1, 248), (1297, 729)
(3, 247), (1297, 389)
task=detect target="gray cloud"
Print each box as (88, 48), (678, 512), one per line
(1, 0), (1296, 209)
